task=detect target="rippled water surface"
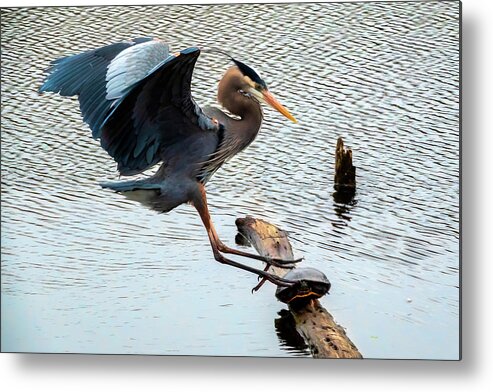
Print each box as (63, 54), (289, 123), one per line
(1, 2), (460, 359)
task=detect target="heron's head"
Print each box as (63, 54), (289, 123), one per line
(231, 58), (297, 123)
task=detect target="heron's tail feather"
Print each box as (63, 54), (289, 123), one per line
(101, 178), (190, 213)
(100, 179), (161, 193)
(101, 179), (163, 209)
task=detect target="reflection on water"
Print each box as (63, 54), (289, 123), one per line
(333, 195), (357, 224)
(1, 1), (459, 359)
(274, 310), (310, 357)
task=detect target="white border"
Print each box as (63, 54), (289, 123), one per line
(1, 0), (491, 391)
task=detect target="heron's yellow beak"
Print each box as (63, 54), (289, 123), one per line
(249, 87), (297, 123)
(262, 90), (297, 123)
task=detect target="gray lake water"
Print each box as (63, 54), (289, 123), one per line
(1, 1), (460, 359)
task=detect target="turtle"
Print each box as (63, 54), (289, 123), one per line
(275, 268), (331, 305)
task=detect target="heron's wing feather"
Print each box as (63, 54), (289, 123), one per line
(105, 40), (169, 100)
(39, 37), (155, 139)
(100, 47), (220, 176)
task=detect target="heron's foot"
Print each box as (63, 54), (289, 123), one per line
(251, 277), (268, 293)
(251, 272), (296, 293)
(257, 275), (295, 292)
(217, 242), (303, 268)
(210, 247), (296, 293)
(251, 266), (270, 292)
(263, 256), (302, 269)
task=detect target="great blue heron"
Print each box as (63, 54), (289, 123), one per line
(39, 37), (299, 289)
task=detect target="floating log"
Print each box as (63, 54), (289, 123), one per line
(235, 216), (362, 359)
(334, 137), (356, 195)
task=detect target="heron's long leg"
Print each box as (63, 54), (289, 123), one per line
(192, 185), (295, 288)
(191, 187), (300, 268)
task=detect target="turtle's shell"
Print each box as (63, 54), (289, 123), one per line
(275, 268), (331, 304)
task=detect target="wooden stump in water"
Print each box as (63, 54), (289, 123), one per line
(334, 137), (356, 195)
(235, 216), (362, 359)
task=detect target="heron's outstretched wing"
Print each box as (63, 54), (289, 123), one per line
(40, 39), (219, 176)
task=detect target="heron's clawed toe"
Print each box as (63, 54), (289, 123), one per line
(264, 259), (296, 269)
(251, 274), (296, 293)
(265, 256), (303, 268)
(252, 277), (267, 293)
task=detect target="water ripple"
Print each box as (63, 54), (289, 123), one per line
(1, 2), (459, 359)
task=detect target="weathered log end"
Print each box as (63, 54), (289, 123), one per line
(235, 216), (362, 359)
(290, 299), (362, 359)
(334, 137), (356, 194)
(235, 216), (295, 267)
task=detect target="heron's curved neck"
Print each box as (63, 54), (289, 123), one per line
(216, 67), (263, 140)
